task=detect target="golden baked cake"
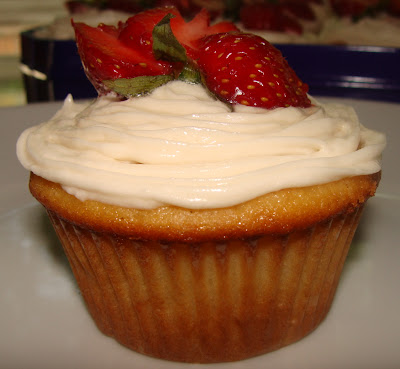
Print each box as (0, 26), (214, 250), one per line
(28, 172), (380, 362)
(17, 6), (386, 363)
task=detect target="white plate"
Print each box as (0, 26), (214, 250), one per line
(1, 98), (400, 369)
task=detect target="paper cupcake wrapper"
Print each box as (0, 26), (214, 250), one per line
(47, 205), (363, 363)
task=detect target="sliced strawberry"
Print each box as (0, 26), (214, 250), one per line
(119, 7), (180, 51)
(72, 20), (173, 94)
(170, 8), (238, 57)
(119, 7), (237, 61)
(118, 7), (182, 66)
(240, 4), (303, 34)
(196, 33), (311, 109)
(73, 7), (238, 97)
(119, 7), (182, 47)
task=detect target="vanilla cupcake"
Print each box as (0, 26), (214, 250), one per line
(16, 7), (385, 363)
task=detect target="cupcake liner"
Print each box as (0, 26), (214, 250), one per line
(47, 205), (364, 363)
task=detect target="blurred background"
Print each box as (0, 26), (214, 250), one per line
(0, 0), (68, 106)
(1, 0), (399, 107)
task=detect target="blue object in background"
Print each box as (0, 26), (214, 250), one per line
(20, 29), (96, 102)
(278, 43), (400, 103)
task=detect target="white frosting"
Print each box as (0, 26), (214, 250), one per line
(17, 81), (385, 209)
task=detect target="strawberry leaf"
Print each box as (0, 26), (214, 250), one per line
(103, 74), (174, 97)
(152, 14), (188, 63)
(178, 63), (201, 84)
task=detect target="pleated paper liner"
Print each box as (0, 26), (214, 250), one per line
(47, 205), (363, 363)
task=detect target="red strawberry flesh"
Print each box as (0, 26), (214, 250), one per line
(197, 33), (311, 109)
(73, 7), (311, 110)
(170, 8), (238, 57)
(73, 7), (238, 95)
(73, 20), (173, 94)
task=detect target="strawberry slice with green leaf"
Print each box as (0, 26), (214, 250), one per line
(117, 7), (237, 63)
(118, 7), (182, 55)
(196, 33), (311, 109)
(73, 7), (310, 110)
(72, 20), (174, 95)
(169, 8), (239, 57)
(73, 7), (238, 97)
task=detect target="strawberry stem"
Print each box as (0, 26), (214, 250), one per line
(178, 62), (201, 84)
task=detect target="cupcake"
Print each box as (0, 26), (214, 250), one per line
(16, 7), (386, 363)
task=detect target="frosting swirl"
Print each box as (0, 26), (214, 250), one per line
(17, 81), (385, 209)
